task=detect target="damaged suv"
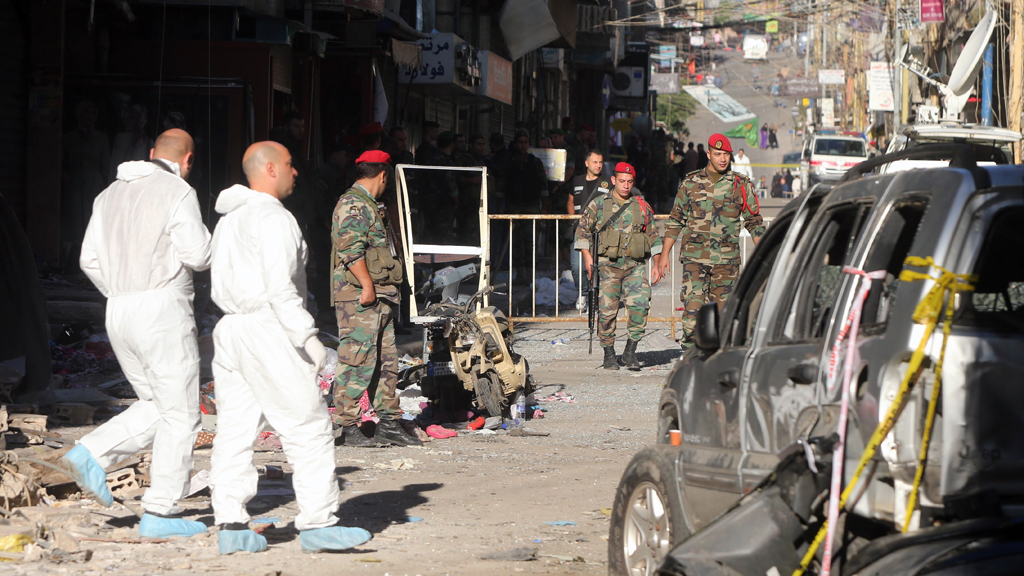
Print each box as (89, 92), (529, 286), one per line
(609, 145), (1024, 575)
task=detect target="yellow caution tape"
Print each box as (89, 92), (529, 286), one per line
(792, 256), (976, 576)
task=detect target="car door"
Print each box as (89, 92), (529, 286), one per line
(739, 190), (876, 491)
(674, 190), (825, 528)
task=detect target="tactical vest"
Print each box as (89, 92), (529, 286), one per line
(334, 187), (404, 289)
(595, 196), (652, 262)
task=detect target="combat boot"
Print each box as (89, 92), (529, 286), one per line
(602, 346), (619, 370)
(374, 419), (423, 447)
(339, 424), (376, 448)
(621, 339), (640, 371)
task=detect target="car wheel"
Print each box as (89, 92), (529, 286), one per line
(608, 446), (691, 576)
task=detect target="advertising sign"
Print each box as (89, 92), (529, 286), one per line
(821, 98), (835, 127)
(529, 148), (567, 182)
(649, 73), (681, 94)
(781, 76), (821, 97)
(818, 69), (845, 85)
(479, 51), (512, 105)
(868, 62), (895, 111)
(920, 0), (944, 23)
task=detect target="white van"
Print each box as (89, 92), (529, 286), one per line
(743, 35), (768, 60)
(803, 131), (869, 185)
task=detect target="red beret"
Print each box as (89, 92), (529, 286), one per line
(613, 162), (636, 177)
(355, 150), (391, 164)
(708, 133), (732, 152)
(359, 122), (382, 136)
(579, 124), (594, 132)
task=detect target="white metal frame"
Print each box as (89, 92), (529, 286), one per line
(395, 164), (489, 319)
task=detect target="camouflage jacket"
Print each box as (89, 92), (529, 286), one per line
(575, 192), (663, 268)
(665, 167), (765, 264)
(331, 184), (400, 304)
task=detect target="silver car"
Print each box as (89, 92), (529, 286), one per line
(609, 145), (1024, 575)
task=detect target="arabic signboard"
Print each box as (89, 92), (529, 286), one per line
(869, 62), (895, 111)
(681, 85), (756, 123)
(821, 98), (835, 127)
(400, 33), (460, 85)
(649, 73), (680, 94)
(781, 76), (821, 97)
(818, 69), (845, 85)
(920, 0), (944, 23)
(478, 51), (512, 105)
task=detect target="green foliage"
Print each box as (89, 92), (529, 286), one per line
(656, 91), (698, 136)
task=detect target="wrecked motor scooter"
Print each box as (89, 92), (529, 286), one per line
(404, 283), (533, 417)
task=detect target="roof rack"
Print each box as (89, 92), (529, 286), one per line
(836, 143), (977, 184)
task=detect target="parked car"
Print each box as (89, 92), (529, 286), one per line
(803, 130), (869, 186)
(878, 122), (1022, 174)
(608, 145), (1024, 575)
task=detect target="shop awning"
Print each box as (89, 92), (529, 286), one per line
(391, 39), (422, 69)
(499, 0), (578, 61)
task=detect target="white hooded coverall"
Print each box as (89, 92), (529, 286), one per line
(208, 184), (339, 531)
(79, 159), (211, 515)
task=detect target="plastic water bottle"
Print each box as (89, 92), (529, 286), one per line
(514, 391), (526, 427)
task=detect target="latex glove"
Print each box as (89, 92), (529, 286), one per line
(304, 337), (327, 375)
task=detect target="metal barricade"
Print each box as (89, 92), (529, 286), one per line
(487, 213), (772, 341)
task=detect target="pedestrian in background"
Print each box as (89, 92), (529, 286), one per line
(732, 148), (754, 179)
(567, 150), (611, 312)
(696, 143), (709, 170)
(683, 141), (699, 174)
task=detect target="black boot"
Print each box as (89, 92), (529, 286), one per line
(622, 339), (640, 371)
(373, 419), (423, 447)
(602, 346), (620, 370)
(339, 424), (376, 448)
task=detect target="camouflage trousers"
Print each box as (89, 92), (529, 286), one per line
(333, 299), (400, 426)
(678, 261), (740, 346)
(598, 262), (651, 347)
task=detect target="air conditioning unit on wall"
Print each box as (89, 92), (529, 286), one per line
(612, 66), (646, 98)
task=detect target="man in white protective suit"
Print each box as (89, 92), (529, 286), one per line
(69, 128), (211, 538)
(208, 141), (372, 555)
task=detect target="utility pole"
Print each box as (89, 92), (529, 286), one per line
(804, 17), (810, 76)
(893, 0), (902, 130)
(1009, 0), (1024, 162)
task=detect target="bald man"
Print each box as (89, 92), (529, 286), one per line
(71, 128), (211, 538)
(208, 141), (371, 555)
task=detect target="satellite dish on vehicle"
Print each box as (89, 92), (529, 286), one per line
(947, 9), (996, 96)
(897, 10), (996, 121)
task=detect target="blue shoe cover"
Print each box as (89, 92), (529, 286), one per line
(299, 526), (372, 553)
(61, 444), (113, 506)
(219, 529), (267, 555)
(139, 513), (208, 538)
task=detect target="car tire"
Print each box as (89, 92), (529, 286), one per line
(608, 445), (691, 576)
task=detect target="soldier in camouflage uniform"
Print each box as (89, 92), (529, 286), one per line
(575, 162), (663, 371)
(655, 134), (765, 350)
(331, 150), (420, 447)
